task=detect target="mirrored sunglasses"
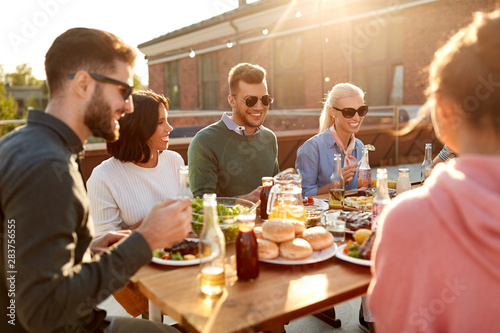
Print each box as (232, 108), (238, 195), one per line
(234, 95), (274, 107)
(331, 105), (369, 118)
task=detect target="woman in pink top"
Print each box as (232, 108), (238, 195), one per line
(368, 10), (500, 332)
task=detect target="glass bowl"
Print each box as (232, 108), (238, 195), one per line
(191, 197), (254, 244)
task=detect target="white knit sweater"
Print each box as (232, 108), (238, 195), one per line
(87, 151), (184, 237)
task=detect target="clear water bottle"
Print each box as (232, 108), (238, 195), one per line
(198, 193), (226, 296)
(421, 143), (433, 183)
(371, 168), (391, 231)
(329, 154), (344, 210)
(176, 165), (193, 199)
(396, 167), (411, 195)
(357, 146), (371, 194)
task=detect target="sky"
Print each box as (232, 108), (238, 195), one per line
(1, 0), (247, 85)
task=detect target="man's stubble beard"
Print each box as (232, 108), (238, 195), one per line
(83, 87), (121, 142)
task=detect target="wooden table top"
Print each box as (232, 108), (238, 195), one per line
(135, 243), (372, 333)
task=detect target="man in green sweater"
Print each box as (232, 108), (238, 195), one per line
(188, 63), (279, 202)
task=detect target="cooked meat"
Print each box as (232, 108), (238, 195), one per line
(165, 239), (199, 256)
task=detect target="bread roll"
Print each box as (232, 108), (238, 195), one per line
(280, 218), (305, 235)
(279, 238), (313, 260)
(262, 220), (295, 243)
(301, 226), (334, 251)
(253, 226), (263, 239)
(257, 239), (279, 259)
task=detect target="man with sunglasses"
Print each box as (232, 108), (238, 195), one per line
(0, 28), (191, 332)
(188, 63), (279, 202)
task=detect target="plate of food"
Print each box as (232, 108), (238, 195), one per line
(257, 221), (338, 265)
(336, 244), (372, 266)
(152, 238), (201, 266)
(339, 211), (372, 231)
(343, 196), (373, 211)
(260, 242), (338, 265)
(335, 229), (375, 266)
(303, 196), (329, 210)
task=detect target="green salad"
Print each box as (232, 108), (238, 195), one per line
(191, 197), (249, 243)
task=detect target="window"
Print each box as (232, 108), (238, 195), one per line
(164, 61), (180, 109)
(352, 16), (404, 106)
(273, 35), (305, 109)
(200, 53), (219, 110)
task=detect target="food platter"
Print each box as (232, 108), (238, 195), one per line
(259, 243), (337, 265)
(335, 244), (372, 266)
(304, 198), (329, 210)
(151, 238), (200, 266)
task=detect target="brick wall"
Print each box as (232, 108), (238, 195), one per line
(147, 0), (499, 110)
(403, 0), (499, 104)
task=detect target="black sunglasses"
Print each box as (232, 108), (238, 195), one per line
(331, 105), (369, 118)
(233, 94), (274, 107)
(67, 72), (133, 100)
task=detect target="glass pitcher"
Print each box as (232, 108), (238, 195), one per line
(266, 168), (307, 223)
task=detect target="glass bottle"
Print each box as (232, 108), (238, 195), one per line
(236, 215), (259, 281)
(371, 168), (391, 231)
(421, 143), (433, 183)
(329, 154), (345, 210)
(198, 193), (226, 296)
(357, 146), (372, 194)
(260, 177), (274, 220)
(176, 165), (193, 199)
(396, 167), (411, 195)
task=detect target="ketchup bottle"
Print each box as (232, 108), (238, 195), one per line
(236, 215), (259, 281)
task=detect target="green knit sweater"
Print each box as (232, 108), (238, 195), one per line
(188, 120), (280, 198)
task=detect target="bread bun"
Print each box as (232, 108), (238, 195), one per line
(279, 238), (313, 260)
(257, 239), (279, 259)
(301, 226), (334, 250)
(262, 220), (295, 243)
(253, 226), (263, 239)
(279, 218), (305, 235)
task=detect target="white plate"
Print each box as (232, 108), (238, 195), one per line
(305, 198), (329, 210)
(336, 244), (372, 266)
(314, 198), (329, 210)
(151, 238), (200, 266)
(259, 243), (337, 265)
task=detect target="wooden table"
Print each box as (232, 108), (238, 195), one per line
(133, 243), (371, 333)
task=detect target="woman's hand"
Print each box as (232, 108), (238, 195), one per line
(342, 163), (359, 185)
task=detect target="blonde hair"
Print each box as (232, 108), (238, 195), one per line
(319, 83), (365, 133)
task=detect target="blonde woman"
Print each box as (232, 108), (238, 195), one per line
(295, 83), (368, 196)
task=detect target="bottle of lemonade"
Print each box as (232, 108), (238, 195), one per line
(329, 154), (345, 210)
(357, 147), (371, 194)
(198, 193), (226, 296)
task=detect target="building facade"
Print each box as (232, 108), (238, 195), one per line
(139, 0), (499, 111)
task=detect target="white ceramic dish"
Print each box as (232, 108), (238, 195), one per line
(151, 238), (200, 266)
(259, 243), (337, 265)
(335, 244), (372, 266)
(313, 198), (329, 210)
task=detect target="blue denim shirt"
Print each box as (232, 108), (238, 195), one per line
(295, 129), (364, 196)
